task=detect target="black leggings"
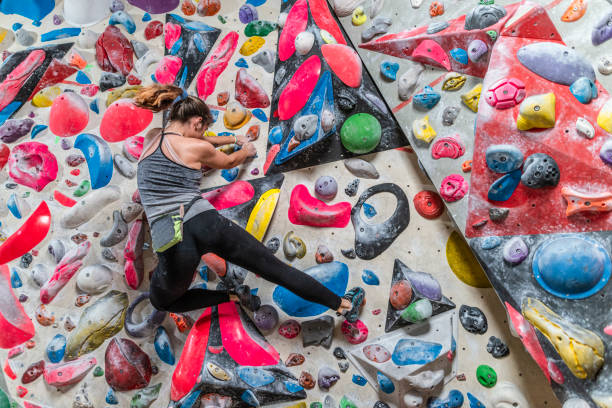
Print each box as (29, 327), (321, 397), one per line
(149, 210), (343, 313)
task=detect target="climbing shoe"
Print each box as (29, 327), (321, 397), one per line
(338, 286), (365, 323)
(234, 284), (261, 312)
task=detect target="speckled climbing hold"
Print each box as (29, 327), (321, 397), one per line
(502, 237), (529, 265)
(485, 145), (523, 173)
(413, 86), (441, 110)
(522, 297), (604, 379)
(598, 56), (612, 75)
(344, 179), (359, 196)
(278, 319), (301, 339)
(442, 73), (466, 91)
(254, 304), (279, 331)
(380, 61), (399, 81)
(361, 16), (392, 42)
(488, 169), (521, 201)
(489, 207), (509, 222)
(592, 10), (612, 45)
(461, 83), (482, 112)
(341, 113), (381, 154)
(105, 338), (152, 391)
(459, 305), (488, 334)
(400, 298), (433, 323)
(223, 102), (252, 130)
(442, 106), (459, 126)
(130, 383), (161, 408)
(398, 64), (424, 100)
(446, 231), (491, 287)
(100, 72), (126, 92)
(450, 48), (468, 65)
(318, 366), (340, 390)
(440, 174), (468, 202)
(428, 390), (464, 408)
(412, 115), (436, 143)
(570, 77), (597, 104)
(431, 135), (465, 159)
(520, 153), (559, 188)
(413, 190), (444, 219)
(393, 339), (442, 365)
(487, 336), (509, 358)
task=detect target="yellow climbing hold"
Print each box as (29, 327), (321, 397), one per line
(442, 72), (466, 91)
(592, 394), (612, 408)
(461, 83), (482, 112)
(106, 85), (142, 107)
(412, 115), (437, 143)
(206, 362), (231, 381)
(240, 36), (265, 56)
(522, 297), (604, 380)
(596, 98), (612, 133)
(516, 93), (556, 131)
(320, 29), (337, 44)
(223, 102), (252, 130)
(247, 188), (280, 241)
(285, 403), (307, 408)
(352, 6), (367, 25)
(0, 27), (14, 51)
(32, 86), (61, 108)
(445, 231), (491, 288)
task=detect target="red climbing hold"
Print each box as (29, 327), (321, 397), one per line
(201, 180), (255, 210)
(0, 264), (36, 349)
(54, 190), (76, 207)
(235, 68), (270, 109)
(0, 50), (45, 114)
(196, 31), (239, 100)
(105, 338), (152, 391)
(164, 21), (182, 50)
(201, 253), (227, 277)
(279, 0), (308, 61)
(28, 59), (77, 101)
(0, 144), (8, 170)
(321, 44), (362, 88)
(0, 201), (51, 266)
(123, 136), (144, 161)
(100, 100), (153, 142)
(145, 20), (164, 40)
(288, 184), (351, 228)
(412, 40), (451, 71)
(49, 92), (89, 137)
(124, 219), (145, 290)
(96, 25), (134, 76)
(413, 190), (444, 219)
(278, 55), (321, 121)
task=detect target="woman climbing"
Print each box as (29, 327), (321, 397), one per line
(134, 84), (365, 321)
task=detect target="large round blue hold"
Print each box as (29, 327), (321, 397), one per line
(532, 235), (611, 299)
(273, 262), (348, 317)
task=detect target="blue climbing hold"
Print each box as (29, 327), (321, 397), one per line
(76, 71), (91, 85)
(487, 169), (521, 202)
(181, 391), (202, 408)
(284, 381), (304, 393)
(569, 77), (598, 104)
(46, 334), (66, 363)
(273, 261), (349, 317)
(413, 86), (441, 110)
(236, 58), (249, 68)
(467, 393), (486, 408)
(218, 132), (235, 137)
(480, 236), (502, 250)
(252, 108), (268, 122)
(193, 32), (206, 53)
(450, 48), (468, 65)
(485, 145), (523, 173)
(210, 109), (220, 122)
(532, 235), (611, 299)
(221, 167), (239, 182)
(142, 12), (152, 21)
(90, 100), (99, 114)
(377, 372), (395, 394)
(450, 334), (456, 355)
(392, 339), (442, 365)
(7, 193), (22, 219)
(106, 388), (119, 404)
(74, 133), (114, 190)
(109, 10), (136, 34)
(198, 265), (209, 281)
(352, 374), (367, 386)
(428, 390), (464, 408)
(12, 23), (22, 31)
(268, 126), (283, 144)
(41, 27), (81, 42)
(0, 0), (55, 23)
(169, 36), (184, 55)
(241, 389), (260, 407)
(237, 367), (276, 387)
(363, 202), (377, 218)
(362, 269), (380, 286)
(10, 268), (22, 288)
(380, 61), (399, 81)
(246, 0), (267, 6)
(31, 124), (48, 139)
(154, 327), (175, 365)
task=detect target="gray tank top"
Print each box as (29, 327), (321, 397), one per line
(137, 131), (214, 224)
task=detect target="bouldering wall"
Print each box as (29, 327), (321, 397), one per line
(336, 0), (612, 405)
(0, 0), (575, 407)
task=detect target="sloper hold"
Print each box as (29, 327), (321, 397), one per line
(0, 201), (51, 265)
(517, 42), (595, 86)
(60, 186), (121, 229)
(100, 100), (153, 143)
(522, 297), (605, 379)
(321, 44), (362, 88)
(74, 133), (113, 190)
(40, 241), (91, 304)
(246, 188), (281, 241)
(196, 31), (239, 100)
(278, 55), (322, 121)
(288, 184), (351, 227)
(0, 263), (35, 349)
(516, 93), (556, 130)
(235, 68), (270, 108)
(105, 338), (152, 391)
(8, 142), (58, 192)
(351, 183), (409, 260)
(278, 0), (308, 61)
(95, 25), (134, 76)
(127, 0), (180, 13)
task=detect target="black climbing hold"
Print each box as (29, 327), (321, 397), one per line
(344, 179), (359, 197)
(302, 315), (334, 348)
(486, 336), (509, 358)
(459, 305), (488, 334)
(341, 248), (356, 259)
(266, 237), (281, 253)
(520, 153), (560, 189)
(488, 207), (509, 223)
(333, 347), (346, 360)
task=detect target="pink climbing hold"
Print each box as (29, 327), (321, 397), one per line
(288, 184), (351, 228)
(155, 55), (183, 85)
(0, 144), (9, 170)
(43, 355), (97, 387)
(278, 0), (308, 61)
(0, 264), (35, 349)
(201, 180), (255, 210)
(100, 100), (153, 143)
(164, 21), (182, 51)
(341, 319), (368, 344)
(604, 324), (612, 336)
(412, 40), (451, 71)
(308, 0), (346, 45)
(124, 219), (145, 290)
(235, 68), (270, 109)
(431, 135), (465, 160)
(548, 359), (564, 384)
(485, 77), (526, 110)
(439, 174), (468, 202)
(123, 135), (144, 161)
(8, 142), (58, 192)
(196, 31), (239, 100)
(40, 242), (91, 305)
(278, 55), (321, 121)
(48, 92), (89, 137)
(0, 49), (45, 114)
(321, 44), (362, 88)
(0, 201), (51, 266)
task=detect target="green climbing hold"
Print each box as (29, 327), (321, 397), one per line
(486, 30), (498, 42)
(479, 0), (494, 4)
(340, 396), (358, 408)
(400, 298), (433, 323)
(340, 113), (382, 154)
(0, 388), (10, 408)
(74, 180), (91, 197)
(131, 383), (162, 408)
(310, 403), (323, 408)
(245, 21), (277, 37)
(93, 366), (104, 377)
(218, 15), (227, 24)
(476, 364), (497, 388)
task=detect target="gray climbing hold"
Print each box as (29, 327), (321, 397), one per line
(486, 336), (509, 358)
(121, 202), (143, 223)
(520, 153), (559, 188)
(341, 248), (356, 259)
(361, 16), (392, 42)
(102, 247), (119, 262)
(76, 264), (113, 295)
(266, 237), (280, 253)
(253, 304), (279, 331)
(302, 315), (334, 348)
(333, 347), (346, 359)
(48, 239), (66, 263)
(131, 40), (150, 59)
(293, 115), (318, 141)
(321, 110), (335, 133)
(338, 361), (349, 372)
(252, 50), (276, 73)
(344, 158), (379, 179)
(318, 366), (340, 390)
(459, 305), (488, 334)
(315, 175), (338, 201)
(0, 118), (35, 143)
(345, 179), (360, 197)
(464, 4), (507, 30)
(77, 30), (98, 49)
(114, 154), (136, 178)
(101, 210), (129, 247)
(124, 293), (167, 338)
(110, 0), (125, 12)
(15, 29), (37, 46)
(427, 21), (449, 34)
(398, 64), (424, 101)
(100, 73), (126, 92)
(30, 264), (50, 288)
(598, 56), (612, 75)
(488, 207), (509, 222)
(442, 106), (459, 126)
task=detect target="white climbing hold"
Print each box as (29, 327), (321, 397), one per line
(343, 158), (380, 179)
(321, 110), (335, 133)
(598, 56), (612, 75)
(295, 31), (315, 56)
(30, 264), (50, 288)
(277, 12), (288, 28)
(405, 369), (444, 392)
(135, 50), (162, 76)
(487, 382), (529, 408)
(333, 0), (365, 17)
(562, 398), (591, 408)
(76, 265), (114, 295)
(60, 186), (121, 229)
(369, 0), (384, 18)
(403, 393), (424, 408)
(410, 0), (424, 8)
(398, 63), (424, 101)
(576, 117), (595, 139)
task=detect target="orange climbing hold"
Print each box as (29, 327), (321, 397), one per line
(462, 159), (472, 172)
(561, 0), (586, 22)
(429, 1), (444, 17)
(561, 187), (612, 217)
(181, 0), (196, 15)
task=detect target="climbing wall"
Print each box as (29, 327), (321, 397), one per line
(0, 0), (574, 407)
(336, 0), (612, 405)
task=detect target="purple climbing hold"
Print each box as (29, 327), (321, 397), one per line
(468, 39), (487, 62)
(253, 304), (280, 331)
(318, 366), (340, 391)
(599, 139), (612, 166)
(126, 0), (179, 13)
(110, 0), (125, 12)
(592, 10), (612, 46)
(517, 42), (595, 86)
(314, 175), (338, 201)
(239, 4), (258, 24)
(0, 118), (34, 143)
(405, 270), (442, 301)
(502, 237), (529, 265)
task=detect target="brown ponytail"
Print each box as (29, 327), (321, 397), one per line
(134, 84), (214, 126)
